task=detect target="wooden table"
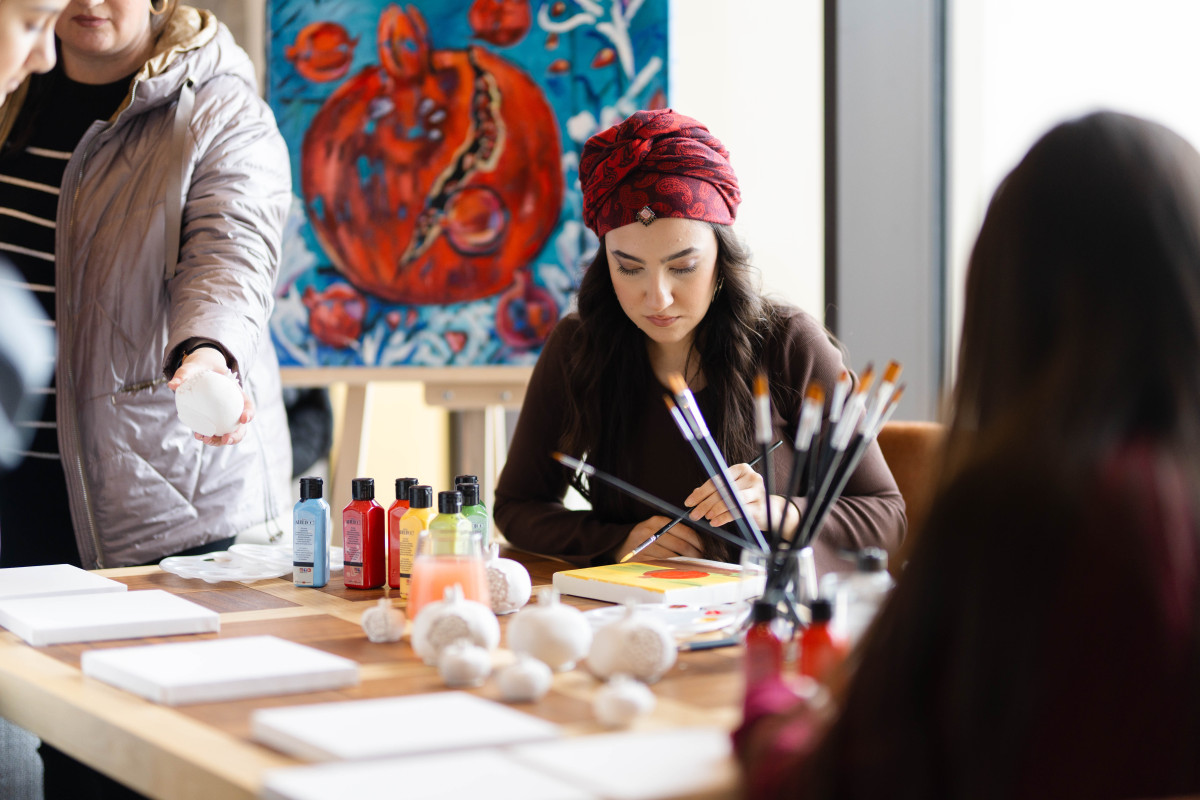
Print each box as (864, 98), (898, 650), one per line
(0, 550), (744, 800)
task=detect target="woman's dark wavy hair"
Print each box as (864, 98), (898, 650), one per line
(559, 222), (790, 516)
(943, 111), (1200, 487)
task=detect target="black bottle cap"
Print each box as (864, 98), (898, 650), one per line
(351, 477), (374, 501)
(857, 547), (887, 572)
(438, 490), (463, 514)
(809, 597), (833, 623)
(409, 484), (433, 508)
(751, 599), (777, 623)
(299, 476), (323, 501)
(459, 482), (480, 506)
(395, 477), (418, 502)
(454, 474), (479, 486)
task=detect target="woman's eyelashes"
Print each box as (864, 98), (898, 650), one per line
(613, 261), (698, 276)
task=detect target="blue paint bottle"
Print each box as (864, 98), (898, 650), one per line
(293, 476), (330, 587)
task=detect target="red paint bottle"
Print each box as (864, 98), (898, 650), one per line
(799, 598), (847, 684)
(388, 477), (418, 590)
(743, 600), (786, 685)
(343, 477), (385, 589)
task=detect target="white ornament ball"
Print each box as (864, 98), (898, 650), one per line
(486, 543), (532, 615)
(496, 654), (553, 702)
(587, 601), (677, 683)
(506, 587), (592, 672)
(410, 583), (500, 666)
(437, 640), (492, 688)
(175, 370), (243, 436)
(361, 597), (406, 643)
(592, 674), (656, 728)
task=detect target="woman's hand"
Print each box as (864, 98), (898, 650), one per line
(684, 463), (800, 539)
(167, 347), (255, 447)
(616, 516), (705, 561)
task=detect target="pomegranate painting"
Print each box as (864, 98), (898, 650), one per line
(266, 0), (670, 367)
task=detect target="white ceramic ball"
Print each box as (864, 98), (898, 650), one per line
(175, 370), (243, 436)
(496, 655), (553, 702)
(592, 674), (656, 728)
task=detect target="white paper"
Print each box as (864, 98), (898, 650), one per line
(81, 635), (359, 705)
(0, 564), (126, 601)
(251, 692), (561, 762)
(509, 728), (736, 800)
(261, 749), (596, 800)
(0, 589), (219, 646)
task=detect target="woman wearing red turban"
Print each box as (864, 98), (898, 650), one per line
(494, 109), (905, 575)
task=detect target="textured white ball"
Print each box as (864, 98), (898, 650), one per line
(437, 640), (492, 688)
(506, 587), (592, 672)
(587, 602), (677, 683)
(175, 370), (243, 436)
(496, 654), (553, 702)
(487, 544), (532, 615)
(592, 674), (656, 728)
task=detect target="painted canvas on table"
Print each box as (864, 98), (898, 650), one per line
(266, 0), (670, 367)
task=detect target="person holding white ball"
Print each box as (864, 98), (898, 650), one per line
(0, 0), (293, 579)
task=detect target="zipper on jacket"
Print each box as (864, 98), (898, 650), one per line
(64, 131), (105, 568)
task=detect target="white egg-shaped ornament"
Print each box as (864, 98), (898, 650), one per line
(486, 542), (532, 615)
(175, 370), (243, 437)
(496, 654), (553, 703)
(437, 639), (492, 688)
(361, 597), (406, 643)
(410, 583), (500, 666)
(506, 587), (592, 672)
(587, 601), (678, 683)
(593, 674), (656, 728)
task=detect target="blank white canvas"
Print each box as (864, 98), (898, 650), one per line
(81, 635), (360, 705)
(252, 692), (561, 762)
(509, 727), (735, 800)
(0, 564), (126, 601)
(261, 749), (596, 800)
(0, 589), (219, 646)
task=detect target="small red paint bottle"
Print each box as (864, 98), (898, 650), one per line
(343, 477), (385, 589)
(798, 598), (847, 684)
(743, 600), (785, 685)
(388, 477), (418, 590)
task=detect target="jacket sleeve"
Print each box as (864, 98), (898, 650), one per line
(494, 317), (638, 566)
(773, 311), (907, 575)
(161, 73), (291, 380)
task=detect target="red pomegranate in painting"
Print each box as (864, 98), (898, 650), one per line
(301, 4), (563, 306)
(303, 283), (367, 348)
(495, 270), (559, 349)
(286, 22), (358, 83)
(468, 0), (531, 47)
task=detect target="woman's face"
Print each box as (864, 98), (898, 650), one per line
(0, 0), (67, 104)
(605, 216), (720, 357)
(56, 0), (152, 68)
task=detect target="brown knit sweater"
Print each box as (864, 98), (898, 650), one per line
(494, 309), (906, 576)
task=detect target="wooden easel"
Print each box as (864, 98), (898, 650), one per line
(279, 367), (531, 541)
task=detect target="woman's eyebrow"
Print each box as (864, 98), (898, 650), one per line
(662, 247), (697, 262)
(610, 249), (645, 264)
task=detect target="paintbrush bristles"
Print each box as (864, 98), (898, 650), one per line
(754, 373), (772, 444)
(882, 360), (901, 385)
(667, 373), (688, 395)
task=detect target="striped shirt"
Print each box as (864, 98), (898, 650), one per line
(0, 69), (132, 462)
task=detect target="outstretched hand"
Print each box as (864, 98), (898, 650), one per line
(167, 347), (254, 446)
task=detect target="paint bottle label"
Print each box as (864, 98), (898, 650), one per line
(344, 514), (364, 586)
(294, 516), (316, 586)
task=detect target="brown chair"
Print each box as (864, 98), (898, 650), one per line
(876, 421), (945, 542)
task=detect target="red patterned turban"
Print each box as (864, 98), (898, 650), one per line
(580, 109), (741, 238)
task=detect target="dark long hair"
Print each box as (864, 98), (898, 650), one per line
(792, 111), (1200, 799)
(944, 111), (1200, 486)
(560, 223), (789, 511)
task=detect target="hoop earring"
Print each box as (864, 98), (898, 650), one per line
(712, 275), (725, 301)
(150, 0), (167, 15)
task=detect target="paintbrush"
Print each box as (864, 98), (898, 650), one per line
(666, 374), (770, 552)
(799, 384), (906, 549)
(551, 452), (762, 554)
(783, 383), (825, 532)
(620, 439), (785, 563)
(754, 374), (777, 547)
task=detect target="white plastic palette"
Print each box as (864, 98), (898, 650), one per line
(582, 602), (749, 638)
(159, 544), (344, 584)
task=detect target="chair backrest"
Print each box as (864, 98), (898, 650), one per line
(876, 421), (945, 541)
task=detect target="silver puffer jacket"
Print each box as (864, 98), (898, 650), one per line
(0, 7), (292, 567)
